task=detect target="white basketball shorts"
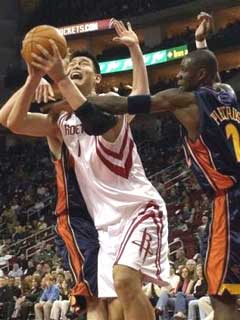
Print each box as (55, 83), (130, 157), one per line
(97, 201), (170, 298)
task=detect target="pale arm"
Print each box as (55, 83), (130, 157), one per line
(129, 44), (149, 95)
(112, 20), (149, 95)
(111, 20), (149, 123)
(0, 89), (23, 127)
(57, 76), (86, 110)
(7, 73), (58, 137)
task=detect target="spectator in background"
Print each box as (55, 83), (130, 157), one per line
(196, 215), (209, 260)
(17, 253), (28, 272)
(155, 263), (181, 318)
(37, 217), (48, 231)
(155, 266), (193, 319)
(1, 205), (17, 234)
(197, 216), (208, 236)
(34, 274), (59, 320)
(42, 262), (52, 276)
(185, 259), (197, 280)
(41, 244), (55, 261)
(50, 275), (71, 320)
(173, 264), (207, 319)
(0, 247), (13, 270)
(34, 263), (45, 277)
(174, 248), (188, 270)
(8, 263), (23, 278)
(24, 260), (36, 276)
(35, 242), (54, 264)
(17, 275), (43, 320)
(11, 276), (32, 319)
(0, 277), (8, 311)
(2, 277), (22, 320)
(12, 225), (27, 242)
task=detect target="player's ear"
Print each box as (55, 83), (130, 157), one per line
(198, 68), (207, 82)
(95, 73), (102, 84)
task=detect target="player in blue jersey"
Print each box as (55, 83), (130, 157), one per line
(75, 17), (240, 320)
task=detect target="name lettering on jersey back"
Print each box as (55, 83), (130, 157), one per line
(210, 106), (240, 125)
(64, 124), (83, 135)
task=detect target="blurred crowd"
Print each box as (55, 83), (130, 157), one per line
(21, 0), (196, 29)
(145, 253), (214, 320)
(97, 18), (240, 61)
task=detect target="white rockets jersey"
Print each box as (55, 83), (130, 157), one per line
(58, 112), (165, 228)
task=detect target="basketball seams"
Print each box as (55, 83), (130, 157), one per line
(22, 25), (67, 63)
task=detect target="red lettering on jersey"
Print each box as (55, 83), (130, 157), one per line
(132, 228), (153, 262)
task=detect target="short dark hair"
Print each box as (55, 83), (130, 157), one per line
(70, 50), (101, 74)
(187, 49), (218, 82)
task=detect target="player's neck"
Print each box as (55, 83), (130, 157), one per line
(77, 84), (96, 97)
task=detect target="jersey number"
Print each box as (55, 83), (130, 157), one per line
(225, 123), (240, 162)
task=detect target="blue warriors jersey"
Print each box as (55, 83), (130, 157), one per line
(53, 143), (99, 297)
(182, 86), (239, 197)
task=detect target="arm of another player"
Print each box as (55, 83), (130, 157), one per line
(0, 79), (56, 129)
(112, 19), (149, 96)
(86, 87), (196, 115)
(111, 19), (149, 122)
(195, 12), (221, 82)
(195, 12), (213, 48)
(7, 65), (59, 137)
(0, 89), (23, 127)
(35, 77), (55, 104)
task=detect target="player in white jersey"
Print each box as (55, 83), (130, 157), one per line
(6, 21), (169, 320)
(57, 111), (169, 294)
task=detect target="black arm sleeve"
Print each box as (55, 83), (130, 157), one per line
(127, 95), (151, 114)
(75, 101), (118, 136)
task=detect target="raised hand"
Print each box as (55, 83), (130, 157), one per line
(31, 40), (67, 83)
(35, 78), (55, 104)
(27, 63), (45, 80)
(195, 12), (213, 41)
(111, 19), (139, 48)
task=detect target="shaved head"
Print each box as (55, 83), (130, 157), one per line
(177, 49), (218, 91)
(187, 49), (218, 82)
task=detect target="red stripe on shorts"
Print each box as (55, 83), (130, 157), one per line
(115, 203), (163, 275)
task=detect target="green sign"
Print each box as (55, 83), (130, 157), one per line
(99, 45), (188, 74)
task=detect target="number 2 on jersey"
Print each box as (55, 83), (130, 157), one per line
(225, 123), (240, 162)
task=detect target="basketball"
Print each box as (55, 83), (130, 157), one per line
(21, 25), (67, 64)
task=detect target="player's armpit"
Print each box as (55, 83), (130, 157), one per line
(151, 88), (196, 113)
(9, 112), (59, 138)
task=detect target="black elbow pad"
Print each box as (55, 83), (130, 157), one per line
(75, 101), (117, 136)
(127, 95), (151, 114)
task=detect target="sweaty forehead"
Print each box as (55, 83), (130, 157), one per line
(70, 56), (93, 66)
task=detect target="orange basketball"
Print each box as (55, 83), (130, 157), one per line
(21, 25), (67, 64)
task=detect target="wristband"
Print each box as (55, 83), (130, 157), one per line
(127, 95), (151, 114)
(195, 39), (208, 49)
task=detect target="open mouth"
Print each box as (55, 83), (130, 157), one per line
(70, 71), (83, 80)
